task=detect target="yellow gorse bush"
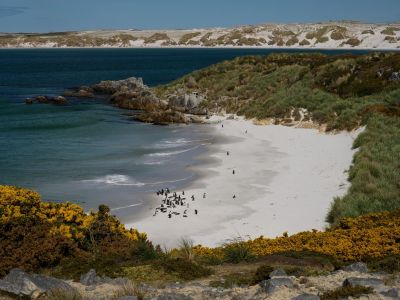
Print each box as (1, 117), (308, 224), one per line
(193, 210), (400, 262)
(0, 186), (148, 275)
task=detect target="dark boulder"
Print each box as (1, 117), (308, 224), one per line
(0, 268), (73, 298)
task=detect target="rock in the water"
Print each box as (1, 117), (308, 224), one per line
(260, 277), (294, 293)
(63, 88), (94, 98)
(270, 268), (287, 277)
(25, 98), (34, 104)
(381, 288), (400, 298)
(342, 262), (368, 273)
(156, 293), (194, 300)
(33, 95), (68, 105)
(53, 95), (68, 104)
(0, 268), (72, 298)
(292, 294), (320, 300)
(343, 277), (385, 292)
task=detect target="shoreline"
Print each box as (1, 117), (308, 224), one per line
(1, 46), (400, 51)
(129, 116), (362, 248)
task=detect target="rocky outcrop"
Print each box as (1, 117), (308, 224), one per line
(63, 86), (94, 98)
(24, 76), (207, 125)
(168, 92), (205, 111)
(0, 268), (73, 298)
(25, 95), (68, 105)
(92, 77), (147, 95)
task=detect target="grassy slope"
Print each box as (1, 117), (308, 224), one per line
(155, 53), (400, 223)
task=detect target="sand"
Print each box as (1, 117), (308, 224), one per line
(129, 116), (362, 248)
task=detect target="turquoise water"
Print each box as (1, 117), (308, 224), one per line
(0, 48), (372, 222)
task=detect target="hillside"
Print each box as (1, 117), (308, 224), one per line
(1, 22), (400, 49)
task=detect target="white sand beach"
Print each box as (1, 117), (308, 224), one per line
(130, 117), (361, 248)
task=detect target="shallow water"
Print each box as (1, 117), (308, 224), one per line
(0, 48), (372, 222)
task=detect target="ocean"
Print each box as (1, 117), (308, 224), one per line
(0, 48), (372, 223)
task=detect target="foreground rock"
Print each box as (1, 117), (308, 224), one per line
(0, 268), (73, 298)
(1, 266), (400, 300)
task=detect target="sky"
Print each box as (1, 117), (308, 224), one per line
(0, 0), (399, 33)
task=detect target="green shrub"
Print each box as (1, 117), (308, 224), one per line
(320, 285), (373, 300)
(223, 238), (254, 263)
(252, 265), (274, 283)
(158, 258), (213, 280)
(367, 255), (400, 274)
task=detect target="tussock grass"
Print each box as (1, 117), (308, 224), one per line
(327, 115), (400, 224)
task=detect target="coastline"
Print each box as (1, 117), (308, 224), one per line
(1, 46), (400, 51)
(129, 116), (362, 248)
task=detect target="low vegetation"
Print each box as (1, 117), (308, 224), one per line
(0, 185), (155, 277)
(320, 285), (373, 300)
(327, 115), (400, 224)
(193, 209), (400, 262)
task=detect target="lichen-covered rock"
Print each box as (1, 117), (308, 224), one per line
(343, 277), (385, 292)
(381, 288), (400, 298)
(80, 269), (97, 286)
(260, 277), (294, 293)
(270, 268), (288, 277)
(80, 269), (129, 286)
(342, 262), (368, 273)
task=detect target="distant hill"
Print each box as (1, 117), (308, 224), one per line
(1, 22), (400, 49)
